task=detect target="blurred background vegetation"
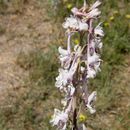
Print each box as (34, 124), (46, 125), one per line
(0, 0), (130, 130)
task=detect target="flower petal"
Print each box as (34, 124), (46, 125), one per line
(89, 0), (101, 10)
(79, 22), (88, 31)
(87, 8), (101, 18)
(94, 23), (104, 37)
(86, 91), (97, 114)
(58, 46), (69, 56)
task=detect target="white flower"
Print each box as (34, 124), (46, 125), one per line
(86, 91), (97, 114)
(71, 3), (101, 19)
(86, 0), (101, 18)
(74, 45), (82, 57)
(89, 39), (103, 55)
(87, 67), (96, 78)
(51, 1), (104, 129)
(96, 41), (103, 49)
(87, 8), (101, 18)
(93, 38), (103, 50)
(94, 23), (104, 37)
(58, 46), (72, 69)
(79, 22), (88, 31)
(55, 69), (70, 90)
(88, 52), (100, 65)
(87, 105), (96, 114)
(59, 46), (69, 56)
(61, 99), (67, 108)
(87, 52), (101, 78)
(89, 0), (101, 10)
(80, 66), (85, 73)
(82, 124), (87, 130)
(71, 7), (79, 15)
(87, 42), (101, 78)
(55, 61), (78, 90)
(50, 109), (68, 130)
(71, 7), (86, 17)
(63, 16), (79, 30)
(68, 84), (75, 96)
(63, 16), (88, 31)
(58, 34), (73, 69)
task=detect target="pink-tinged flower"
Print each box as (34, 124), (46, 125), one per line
(89, 0), (101, 10)
(71, 7), (79, 15)
(94, 23), (104, 37)
(89, 39), (102, 56)
(57, 46), (81, 89)
(58, 34), (72, 69)
(55, 55), (80, 90)
(51, 0), (104, 129)
(50, 109), (68, 130)
(87, 0), (101, 18)
(87, 8), (101, 18)
(87, 67), (96, 78)
(58, 46), (72, 69)
(95, 41), (103, 49)
(59, 46), (69, 56)
(68, 84), (75, 96)
(55, 69), (70, 90)
(63, 16), (79, 30)
(86, 91), (97, 114)
(87, 52), (101, 78)
(71, 7), (86, 17)
(79, 22), (88, 31)
(94, 33), (103, 51)
(80, 66), (85, 73)
(63, 16), (88, 31)
(61, 98), (67, 108)
(88, 52), (100, 65)
(71, 7), (101, 19)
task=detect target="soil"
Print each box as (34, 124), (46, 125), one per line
(0, 1), (54, 92)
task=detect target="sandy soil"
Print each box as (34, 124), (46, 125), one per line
(0, 1), (53, 91)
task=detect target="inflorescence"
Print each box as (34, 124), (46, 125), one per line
(50, 1), (104, 129)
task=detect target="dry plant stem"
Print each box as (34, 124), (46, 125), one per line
(73, 108), (78, 130)
(72, 18), (94, 130)
(82, 19), (93, 105)
(83, 0), (88, 10)
(67, 33), (71, 53)
(87, 19), (93, 65)
(72, 96), (78, 130)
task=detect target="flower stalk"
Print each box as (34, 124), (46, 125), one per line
(51, 1), (104, 130)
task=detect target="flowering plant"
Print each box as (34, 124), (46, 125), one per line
(50, 0), (104, 129)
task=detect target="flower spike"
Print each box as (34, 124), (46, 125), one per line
(51, 1), (104, 129)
